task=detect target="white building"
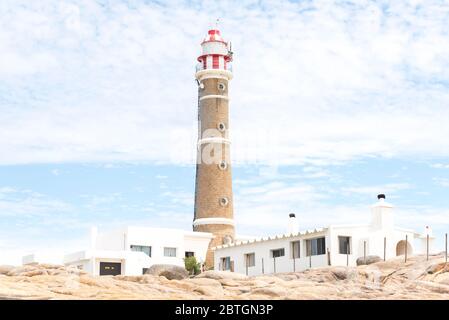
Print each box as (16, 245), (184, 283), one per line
(213, 195), (435, 276)
(62, 226), (213, 276)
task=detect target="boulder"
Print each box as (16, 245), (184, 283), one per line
(0, 265), (15, 275)
(195, 270), (248, 281)
(331, 267), (350, 280)
(6, 265), (39, 277)
(145, 264), (188, 280)
(356, 255), (382, 266)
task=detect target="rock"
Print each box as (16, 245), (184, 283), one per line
(251, 286), (286, 297)
(275, 273), (299, 281)
(145, 264), (188, 280)
(0, 265), (15, 275)
(356, 255), (382, 266)
(194, 285), (224, 297)
(218, 279), (242, 287)
(224, 286), (251, 294)
(195, 270), (248, 281)
(166, 279), (197, 291)
(415, 280), (449, 294)
(187, 278), (222, 287)
(426, 262), (448, 274)
(331, 267), (350, 280)
(0, 254), (449, 299)
(7, 265), (39, 276)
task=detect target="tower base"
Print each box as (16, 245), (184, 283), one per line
(194, 224), (234, 268)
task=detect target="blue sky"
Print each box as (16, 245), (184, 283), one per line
(1, 0), (449, 264)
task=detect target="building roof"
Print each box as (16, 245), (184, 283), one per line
(213, 227), (328, 250)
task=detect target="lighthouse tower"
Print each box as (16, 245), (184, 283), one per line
(193, 29), (235, 268)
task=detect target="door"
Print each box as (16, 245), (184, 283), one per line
(99, 262), (122, 276)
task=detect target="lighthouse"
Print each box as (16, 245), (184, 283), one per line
(193, 28), (235, 268)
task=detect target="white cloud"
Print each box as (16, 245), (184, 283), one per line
(432, 177), (449, 187)
(0, 1), (448, 166)
(431, 164), (449, 169)
(341, 183), (413, 196)
(0, 187), (72, 217)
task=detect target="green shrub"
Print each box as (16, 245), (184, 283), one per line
(184, 256), (201, 275)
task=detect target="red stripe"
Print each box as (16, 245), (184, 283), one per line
(212, 56), (219, 68)
(208, 29), (220, 35)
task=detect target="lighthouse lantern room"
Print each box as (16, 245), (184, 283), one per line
(196, 29), (233, 76)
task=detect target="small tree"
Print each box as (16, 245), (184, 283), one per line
(184, 256), (201, 275)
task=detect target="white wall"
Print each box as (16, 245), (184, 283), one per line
(215, 231), (330, 276)
(64, 226), (213, 276)
(215, 224), (424, 276)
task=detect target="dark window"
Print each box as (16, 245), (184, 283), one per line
(306, 237), (326, 256)
(245, 253), (255, 267)
(271, 248), (285, 258)
(185, 251), (195, 258)
(130, 245), (151, 257)
(142, 268), (149, 275)
(221, 257), (231, 270)
(291, 241), (300, 259)
(99, 262), (121, 276)
(339, 236), (351, 254)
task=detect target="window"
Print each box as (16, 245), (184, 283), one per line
(219, 197), (229, 206)
(291, 241), (300, 259)
(218, 83), (226, 91)
(221, 257), (231, 271)
(245, 253), (255, 267)
(338, 236), (351, 254)
(271, 248), (285, 258)
(185, 251), (195, 258)
(142, 268), (149, 275)
(217, 122), (226, 132)
(77, 265), (83, 270)
(306, 237), (326, 256)
(218, 160), (227, 170)
(130, 245), (152, 257)
(164, 247), (177, 257)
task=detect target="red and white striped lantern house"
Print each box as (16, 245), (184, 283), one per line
(196, 29), (233, 79)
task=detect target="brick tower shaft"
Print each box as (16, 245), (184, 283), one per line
(193, 29), (235, 268)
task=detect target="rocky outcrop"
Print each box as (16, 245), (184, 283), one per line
(0, 254), (448, 299)
(0, 265), (15, 275)
(356, 255), (382, 266)
(145, 264), (188, 280)
(195, 270), (248, 281)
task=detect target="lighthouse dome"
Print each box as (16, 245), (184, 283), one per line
(202, 29), (227, 44)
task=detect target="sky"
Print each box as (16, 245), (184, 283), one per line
(1, 0), (449, 265)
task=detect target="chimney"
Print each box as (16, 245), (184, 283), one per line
(371, 194), (394, 230)
(287, 213), (299, 234)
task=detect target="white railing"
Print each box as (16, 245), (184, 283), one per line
(195, 63), (233, 73)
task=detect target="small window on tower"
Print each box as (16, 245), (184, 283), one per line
(217, 122), (226, 132)
(218, 160), (227, 170)
(218, 83), (226, 91)
(219, 197), (229, 207)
